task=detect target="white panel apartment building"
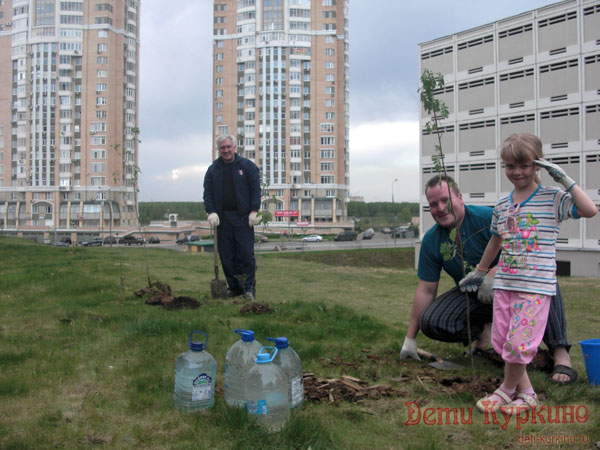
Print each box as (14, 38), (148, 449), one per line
(212, 0), (350, 224)
(0, 0), (140, 242)
(418, 0), (600, 277)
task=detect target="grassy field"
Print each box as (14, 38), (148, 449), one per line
(1, 236), (599, 449)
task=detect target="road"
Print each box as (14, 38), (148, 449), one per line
(158, 232), (416, 253)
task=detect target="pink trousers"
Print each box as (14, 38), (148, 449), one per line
(492, 289), (551, 364)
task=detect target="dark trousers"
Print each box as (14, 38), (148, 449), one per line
(217, 210), (256, 294)
(419, 284), (570, 353)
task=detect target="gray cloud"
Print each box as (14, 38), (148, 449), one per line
(138, 0), (554, 202)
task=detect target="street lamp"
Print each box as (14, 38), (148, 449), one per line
(392, 178), (398, 204)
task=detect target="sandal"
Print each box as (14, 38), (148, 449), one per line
(500, 392), (540, 413)
(476, 388), (513, 413)
(550, 365), (578, 385)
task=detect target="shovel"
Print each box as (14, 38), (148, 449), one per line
(417, 348), (464, 371)
(210, 227), (228, 299)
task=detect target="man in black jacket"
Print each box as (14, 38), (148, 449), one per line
(203, 135), (261, 300)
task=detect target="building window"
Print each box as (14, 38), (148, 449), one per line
(98, 43), (108, 53)
(216, 52), (224, 60)
(321, 175), (334, 184)
(96, 110), (107, 118)
(320, 137), (335, 145)
(98, 30), (108, 38)
(96, 83), (107, 92)
(96, 97), (107, 106)
(90, 177), (106, 186)
(325, 111), (335, 119)
(97, 70), (107, 78)
(217, 125), (229, 135)
(321, 162), (334, 171)
(97, 56), (108, 64)
(325, 48), (335, 56)
(325, 86), (335, 95)
(325, 61), (335, 69)
(325, 99), (335, 107)
(216, 90), (223, 97)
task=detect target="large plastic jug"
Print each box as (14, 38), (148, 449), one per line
(268, 337), (304, 409)
(245, 347), (290, 432)
(173, 331), (217, 412)
(225, 329), (262, 408)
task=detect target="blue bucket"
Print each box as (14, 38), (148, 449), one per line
(579, 339), (600, 386)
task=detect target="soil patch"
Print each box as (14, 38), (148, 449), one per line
(239, 301), (273, 315)
(135, 281), (201, 310)
(303, 373), (405, 404)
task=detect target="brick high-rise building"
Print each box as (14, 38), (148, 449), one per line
(0, 0), (140, 242)
(418, 0), (600, 277)
(212, 0), (349, 224)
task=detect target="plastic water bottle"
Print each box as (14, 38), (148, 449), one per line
(173, 331), (217, 412)
(225, 329), (262, 408)
(245, 347), (290, 432)
(268, 337), (304, 409)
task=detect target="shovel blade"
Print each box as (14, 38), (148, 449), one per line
(429, 361), (463, 371)
(210, 278), (228, 299)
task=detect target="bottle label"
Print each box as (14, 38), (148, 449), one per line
(246, 399), (268, 415)
(192, 373), (213, 402)
(291, 376), (304, 405)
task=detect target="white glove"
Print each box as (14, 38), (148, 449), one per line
(535, 159), (576, 191)
(207, 213), (220, 227)
(459, 268), (488, 293)
(400, 337), (420, 360)
(248, 211), (260, 227)
(477, 275), (494, 304)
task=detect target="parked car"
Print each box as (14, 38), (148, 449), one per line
(148, 236), (160, 244)
(119, 235), (144, 246)
(103, 236), (117, 245)
(380, 227), (392, 234)
(176, 234), (199, 245)
(334, 231), (358, 241)
(362, 228), (375, 240)
(254, 234), (268, 243)
(60, 237), (72, 246)
(82, 237), (103, 247)
(302, 234), (323, 242)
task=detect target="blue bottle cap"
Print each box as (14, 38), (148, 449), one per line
(189, 331), (208, 352)
(235, 329), (255, 342)
(267, 337), (289, 349)
(256, 346), (277, 363)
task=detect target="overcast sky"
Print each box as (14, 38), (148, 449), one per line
(137, 0), (554, 203)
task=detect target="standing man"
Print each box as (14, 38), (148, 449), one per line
(203, 135), (262, 300)
(400, 175), (577, 384)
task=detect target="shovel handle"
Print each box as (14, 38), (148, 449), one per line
(417, 348), (441, 362)
(213, 226), (220, 278)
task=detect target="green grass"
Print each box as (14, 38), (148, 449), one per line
(1, 235), (599, 449)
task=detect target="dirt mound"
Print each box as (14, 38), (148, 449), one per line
(135, 281), (200, 310)
(303, 373), (404, 404)
(239, 301), (273, 315)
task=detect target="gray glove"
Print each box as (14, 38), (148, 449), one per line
(400, 337), (420, 360)
(248, 211), (260, 227)
(208, 213), (220, 227)
(477, 275), (494, 304)
(459, 268), (488, 293)
(535, 159), (576, 191)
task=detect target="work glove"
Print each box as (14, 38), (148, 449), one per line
(248, 211), (260, 227)
(535, 159), (576, 191)
(207, 213), (220, 227)
(477, 275), (495, 304)
(459, 268), (488, 293)
(400, 337), (420, 360)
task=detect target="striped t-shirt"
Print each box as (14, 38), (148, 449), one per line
(491, 185), (579, 296)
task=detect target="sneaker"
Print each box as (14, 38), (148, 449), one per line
(243, 292), (255, 301)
